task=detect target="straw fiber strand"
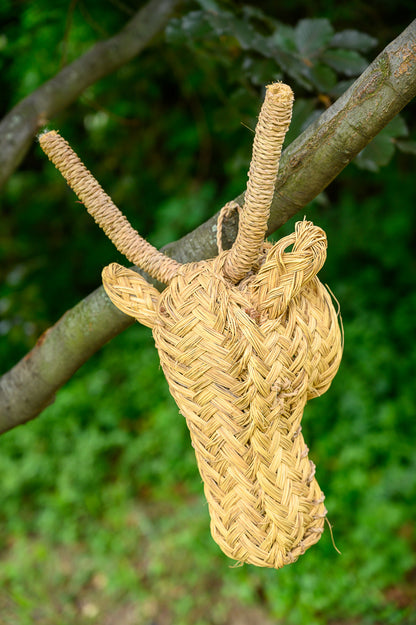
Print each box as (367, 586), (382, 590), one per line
(103, 220), (342, 568)
(39, 131), (181, 285)
(40, 82), (343, 568)
(224, 83), (293, 283)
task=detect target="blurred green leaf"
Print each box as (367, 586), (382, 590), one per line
(195, 0), (221, 11)
(330, 29), (378, 52)
(355, 115), (408, 171)
(321, 48), (368, 76)
(242, 57), (282, 86)
(268, 23), (297, 54)
(306, 62), (338, 91)
(355, 134), (396, 171)
(164, 9), (378, 102)
(395, 139), (416, 155)
(386, 113), (409, 137)
(241, 5), (271, 22)
(263, 44), (314, 90)
(205, 10), (265, 51)
(204, 9), (233, 36)
(165, 11), (212, 44)
(294, 18), (334, 57)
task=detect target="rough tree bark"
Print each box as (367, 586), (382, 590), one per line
(0, 20), (415, 435)
(0, 0), (181, 189)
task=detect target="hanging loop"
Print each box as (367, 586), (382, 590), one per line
(216, 200), (242, 253)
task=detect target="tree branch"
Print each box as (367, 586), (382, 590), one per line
(165, 19), (416, 263)
(0, 0), (181, 189)
(1, 20), (415, 435)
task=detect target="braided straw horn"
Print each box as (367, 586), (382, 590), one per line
(39, 131), (181, 285)
(223, 82), (294, 283)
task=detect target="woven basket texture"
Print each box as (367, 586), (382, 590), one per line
(39, 82), (343, 569)
(102, 220), (342, 568)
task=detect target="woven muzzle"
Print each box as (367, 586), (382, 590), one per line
(39, 82), (343, 569)
(103, 220), (341, 568)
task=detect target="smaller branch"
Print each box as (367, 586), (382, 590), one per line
(0, 0), (181, 189)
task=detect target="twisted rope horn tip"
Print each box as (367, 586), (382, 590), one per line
(223, 82), (294, 283)
(39, 130), (181, 285)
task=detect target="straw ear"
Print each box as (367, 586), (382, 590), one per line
(102, 263), (160, 329)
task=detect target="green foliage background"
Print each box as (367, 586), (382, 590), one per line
(0, 1), (415, 623)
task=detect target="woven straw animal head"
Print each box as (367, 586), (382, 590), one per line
(40, 83), (342, 569)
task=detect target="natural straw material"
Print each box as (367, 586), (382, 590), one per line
(39, 131), (181, 285)
(223, 82), (293, 283)
(102, 221), (342, 568)
(39, 83), (343, 568)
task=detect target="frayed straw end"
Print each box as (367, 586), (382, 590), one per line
(38, 129), (58, 144)
(266, 82), (294, 103)
(325, 517), (342, 555)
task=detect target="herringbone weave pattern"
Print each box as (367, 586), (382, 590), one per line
(102, 220), (342, 568)
(40, 82), (343, 568)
